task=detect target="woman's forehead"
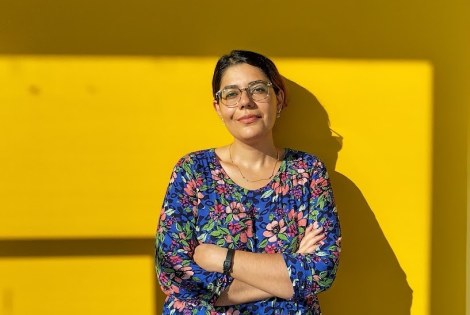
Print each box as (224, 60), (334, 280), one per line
(220, 63), (268, 87)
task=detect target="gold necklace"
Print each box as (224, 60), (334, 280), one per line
(229, 144), (280, 183)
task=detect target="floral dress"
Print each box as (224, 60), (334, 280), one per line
(156, 148), (341, 315)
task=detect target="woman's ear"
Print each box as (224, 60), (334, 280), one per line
(276, 90), (285, 113)
(213, 99), (223, 120)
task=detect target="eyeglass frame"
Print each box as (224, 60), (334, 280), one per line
(215, 80), (273, 107)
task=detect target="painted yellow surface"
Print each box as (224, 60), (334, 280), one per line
(274, 59), (431, 315)
(0, 57), (431, 314)
(0, 256), (155, 314)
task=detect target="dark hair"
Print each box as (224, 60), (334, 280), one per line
(212, 50), (287, 108)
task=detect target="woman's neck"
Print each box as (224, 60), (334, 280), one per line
(229, 140), (278, 169)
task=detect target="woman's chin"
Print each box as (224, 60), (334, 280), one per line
(233, 129), (272, 144)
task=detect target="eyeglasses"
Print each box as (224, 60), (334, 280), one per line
(215, 80), (273, 107)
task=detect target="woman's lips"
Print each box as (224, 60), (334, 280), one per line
(237, 115), (261, 124)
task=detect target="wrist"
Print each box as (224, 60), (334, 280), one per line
(223, 248), (235, 275)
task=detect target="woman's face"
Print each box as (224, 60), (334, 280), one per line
(214, 63), (284, 144)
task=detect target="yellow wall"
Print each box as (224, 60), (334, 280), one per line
(0, 1), (467, 315)
(275, 59), (432, 315)
(0, 56), (433, 315)
(0, 256), (155, 315)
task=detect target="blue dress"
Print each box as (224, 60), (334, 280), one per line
(156, 148), (341, 314)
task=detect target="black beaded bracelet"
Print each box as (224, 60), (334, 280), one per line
(223, 248), (235, 275)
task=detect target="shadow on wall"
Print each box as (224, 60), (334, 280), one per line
(274, 79), (413, 315)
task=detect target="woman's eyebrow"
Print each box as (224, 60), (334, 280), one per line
(222, 80), (266, 90)
(222, 84), (238, 90)
(248, 80), (266, 85)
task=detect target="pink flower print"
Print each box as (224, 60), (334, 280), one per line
(296, 160), (308, 170)
(170, 265), (194, 284)
(211, 169), (227, 185)
(265, 244), (277, 253)
(183, 179), (204, 204)
(292, 168), (309, 186)
(272, 174), (289, 195)
(159, 212), (174, 229)
(159, 272), (180, 295)
(287, 209), (296, 220)
(195, 176), (203, 186)
(183, 179), (197, 196)
(169, 171), (177, 184)
(159, 271), (169, 284)
(228, 221), (243, 234)
(161, 283), (180, 295)
(213, 204), (225, 215)
(239, 220), (254, 243)
(158, 214), (169, 233)
(168, 255), (182, 265)
(173, 299), (187, 311)
(263, 219), (287, 242)
(287, 209), (307, 228)
(216, 184), (232, 195)
(173, 299), (192, 315)
(287, 223), (297, 237)
(226, 202), (247, 221)
(211, 204), (226, 221)
(224, 234), (233, 243)
(310, 177), (328, 196)
(226, 308), (240, 315)
(296, 211), (307, 227)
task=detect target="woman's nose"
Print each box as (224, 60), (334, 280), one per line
(238, 89), (255, 109)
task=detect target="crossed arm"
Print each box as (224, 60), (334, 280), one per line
(194, 224), (326, 305)
(156, 155), (341, 307)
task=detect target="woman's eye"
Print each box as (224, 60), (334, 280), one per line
(224, 90), (239, 99)
(251, 85), (268, 94)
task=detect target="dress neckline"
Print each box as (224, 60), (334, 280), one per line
(210, 147), (289, 193)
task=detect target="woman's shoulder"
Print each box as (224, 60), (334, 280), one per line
(284, 148), (327, 171)
(173, 148), (214, 169)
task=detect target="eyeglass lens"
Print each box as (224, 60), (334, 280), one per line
(220, 82), (270, 107)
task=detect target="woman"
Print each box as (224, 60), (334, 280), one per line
(156, 50), (341, 314)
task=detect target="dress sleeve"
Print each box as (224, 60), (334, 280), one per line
(155, 156), (231, 304)
(282, 159), (341, 301)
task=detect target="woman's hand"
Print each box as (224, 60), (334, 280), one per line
(193, 243), (227, 273)
(296, 222), (326, 254)
(194, 222), (324, 272)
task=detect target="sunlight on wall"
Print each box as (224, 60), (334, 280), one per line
(0, 57), (431, 315)
(0, 256), (155, 314)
